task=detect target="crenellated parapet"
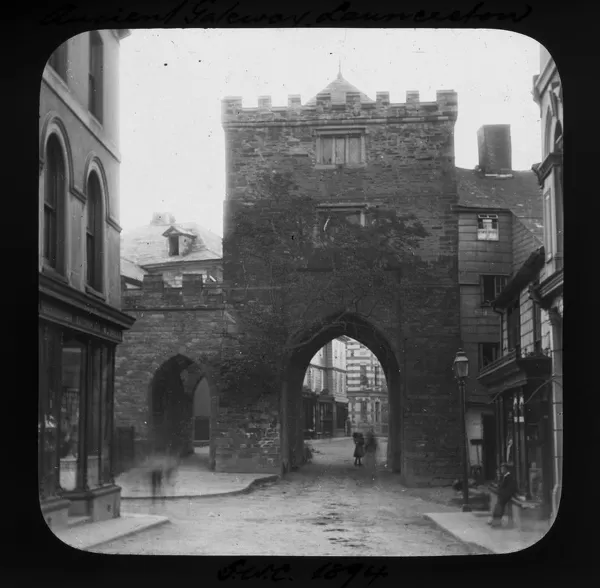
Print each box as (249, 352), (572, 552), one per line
(221, 89), (458, 126)
(122, 273), (225, 309)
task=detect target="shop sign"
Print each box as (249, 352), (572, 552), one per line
(39, 300), (123, 342)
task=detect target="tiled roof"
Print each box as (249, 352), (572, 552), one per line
(121, 219), (223, 267)
(120, 257), (146, 282)
(305, 72), (374, 106)
(456, 167), (544, 241)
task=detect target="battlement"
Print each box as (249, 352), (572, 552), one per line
(123, 273), (225, 309)
(221, 89), (458, 125)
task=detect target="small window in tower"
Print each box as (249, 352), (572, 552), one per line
(477, 214), (499, 241)
(169, 235), (180, 256)
(315, 129), (365, 167)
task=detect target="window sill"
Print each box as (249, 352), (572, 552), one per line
(85, 284), (106, 301)
(315, 164), (367, 170)
(87, 111), (104, 129)
(41, 264), (69, 284)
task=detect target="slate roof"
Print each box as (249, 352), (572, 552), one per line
(120, 257), (146, 282)
(305, 72), (374, 106)
(121, 216), (223, 267)
(456, 167), (544, 241)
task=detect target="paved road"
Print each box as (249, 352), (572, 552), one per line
(94, 438), (483, 556)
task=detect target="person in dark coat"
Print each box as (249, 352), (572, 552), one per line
(489, 462), (518, 528)
(353, 432), (365, 466)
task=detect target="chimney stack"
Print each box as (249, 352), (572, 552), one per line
(477, 125), (512, 175)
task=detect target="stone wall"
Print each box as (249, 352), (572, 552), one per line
(221, 87), (464, 485)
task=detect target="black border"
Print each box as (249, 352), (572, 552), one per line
(4, 0), (589, 584)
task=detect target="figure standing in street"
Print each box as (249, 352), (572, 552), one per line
(353, 432), (365, 466)
(364, 429), (379, 479)
(489, 462), (517, 528)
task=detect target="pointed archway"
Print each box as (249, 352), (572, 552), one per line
(283, 312), (403, 474)
(150, 354), (211, 457)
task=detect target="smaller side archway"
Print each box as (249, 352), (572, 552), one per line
(149, 354), (212, 458)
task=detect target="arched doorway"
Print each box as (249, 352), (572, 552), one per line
(150, 354), (209, 457)
(283, 312), (402, 474)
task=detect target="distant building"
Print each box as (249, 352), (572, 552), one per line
(302, 337), (349, 438)
(115, 214), (223, 462)
(345, 339), (388, 435)
(38, 30), (133, 531)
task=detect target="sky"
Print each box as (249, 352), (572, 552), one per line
(119, 28), (543, 237)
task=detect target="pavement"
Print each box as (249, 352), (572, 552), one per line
(50, 445), (278, 551)
(115, 445), (279, 499)
(91, 438), (493, 556)
(53, 513), (169, 550)
(423, 511), (551, 554)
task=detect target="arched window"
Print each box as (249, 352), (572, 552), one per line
(86, 172), (103, 291)
(554, 121), (563, 152)
(43, 135), (65, 271)
(88, 32), (104, 122)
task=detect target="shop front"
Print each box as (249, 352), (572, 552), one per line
(39, 274), (134, 530)
(478, 349), (553, 528)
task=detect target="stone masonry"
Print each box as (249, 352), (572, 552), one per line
(221, 78), (465, 485)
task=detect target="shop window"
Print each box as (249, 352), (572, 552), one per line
(87, 346), (103, 488)
(43, 135), (65, 272)
(479, 342), (500, 369)
(60, 338), (85, 491)
(101, 346), (115, 483)
(499, 390), (530, 496)
(481, 275), (508, 305)
(39, 324), (62, 499)
(477, 214), (499, 241)
(89, 31), (104, 122)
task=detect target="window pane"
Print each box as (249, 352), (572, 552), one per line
(86, 233), (95, 285)
(87, 345), (102, 488)
(321, 138), (333, 164)
(39, 325), (61, 498)
(60, 339), (84, 491)
(101, 347), (114, 483)
(334, 137), (345, 163)
(347, 137), (361, 164)
(482, 276), (495, 303)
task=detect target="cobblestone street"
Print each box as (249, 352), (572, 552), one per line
(93, 438), (485, 556)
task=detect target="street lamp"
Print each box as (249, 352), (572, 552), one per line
(453, 349), (471, 513)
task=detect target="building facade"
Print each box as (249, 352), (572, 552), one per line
(221, 72), (464, 485)
(39, 30), (134, 530)
(346, 339), (389, 435)
(478, 244), (552, 528)
(115, 214), (223, 465)
(302, 337), (349, 438)
(532, 46), (563, 519)
(455, 124), (544, 482)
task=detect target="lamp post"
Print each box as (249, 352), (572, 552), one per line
(453, 349), (471, 513)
